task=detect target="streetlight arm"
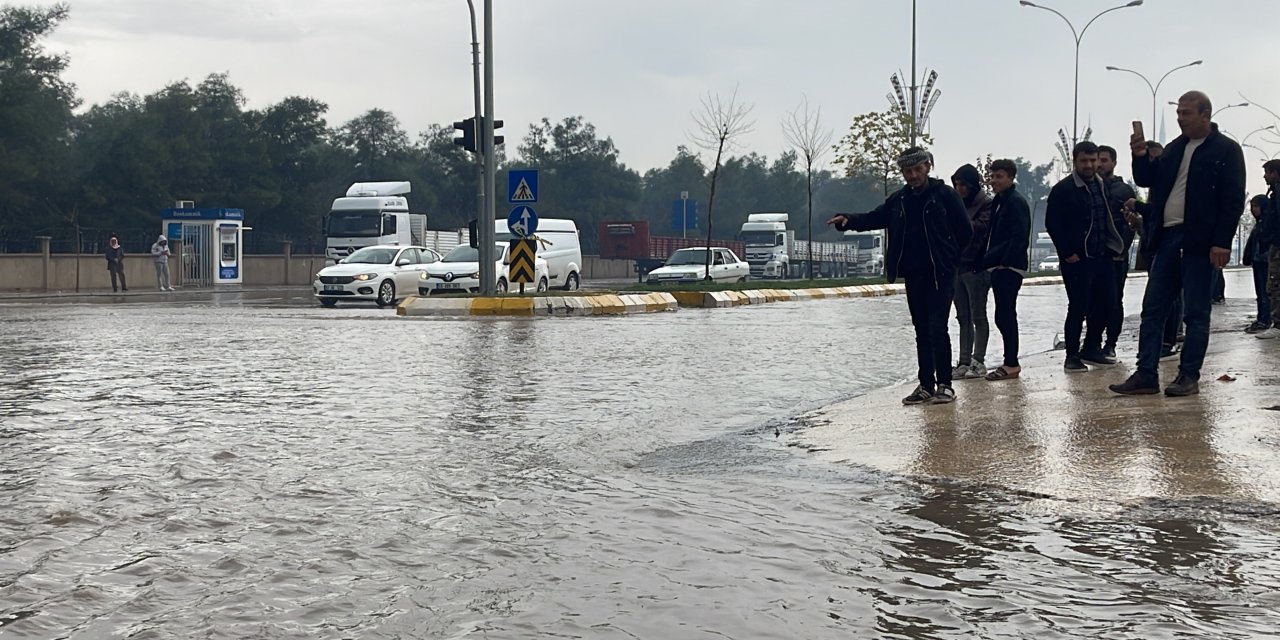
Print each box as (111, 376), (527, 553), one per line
(1154, 60), (1202, 97)
(1080, 3), (1139, 41)
(1023, 3), (1080, 42)
(1106, 66), (1155, 95)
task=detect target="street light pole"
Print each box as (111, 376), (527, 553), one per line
(480, 0), (497, 296)
(1021, 0), (1144, 146)
(1105, 60), (1202, 137)
(464, 0), (485, 267)
(910, 0), (918, 145)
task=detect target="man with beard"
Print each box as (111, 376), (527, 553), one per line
(1097, 145), (1138, 359)
(827, 147), (972, 405)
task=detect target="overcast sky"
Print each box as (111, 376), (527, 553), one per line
(41, 0), (1280, 198)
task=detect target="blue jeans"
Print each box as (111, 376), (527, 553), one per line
(1254, 259), (1271, 325)
(1136, 227), (1213, 381)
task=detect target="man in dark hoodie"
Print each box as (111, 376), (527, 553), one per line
(1111, 91), (1246, 397)
(1046, 141), (1126, 373)
(1097, 145), (1137, 359)
(104, 234), (127, 292)
(950, 163), (994, 380)
(981, 159), (1032, 381)
(827, 147), (972, 406)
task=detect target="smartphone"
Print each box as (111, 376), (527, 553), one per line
(1131, 120), (1144, 140)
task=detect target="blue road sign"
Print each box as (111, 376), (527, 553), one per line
(508, 170), (538, 203)
(671, 199), (698, 231)
(507, 205), (539, 238)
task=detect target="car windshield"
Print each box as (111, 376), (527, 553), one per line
(665, 250), (709, 266)
(442, 244), (505, 263)
(327, 211), (382, 238)
(740, 231), (776, 247)
(343, 247), (397, 264)
(1045, 255), (1059, 262)
(844, 233), (879, 250)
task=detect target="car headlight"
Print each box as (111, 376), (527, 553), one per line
(353, 273), (379, 281)
(420, 272), (430, 280)
(468, 272), (480, 279)
(313, 273), (321, 280)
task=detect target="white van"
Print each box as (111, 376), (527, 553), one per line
(495, 218), (583, 290)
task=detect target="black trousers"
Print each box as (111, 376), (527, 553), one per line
(1060, 257), (1115, 357)
(109, 268), (127, 291)
(990, 269), (1023, 368)
(1104, 258), (1128, 350)
(904, 272), (956, 390)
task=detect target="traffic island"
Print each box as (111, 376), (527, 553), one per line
(396, 292), (679, 317)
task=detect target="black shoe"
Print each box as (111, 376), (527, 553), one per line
(1103, 346), (1117, 360)
(932, 384), (956, 404)
(1175, 333), (1185, 344)
(1159, 344), (1180, 360)
(1079, 350), (1117, 367)
(1064, 356), (1088, 373)
(1164, 375), (1199, 397)
(122, 287), (128, 292)
(902, 385), (935, 406)
(112, 288), (118, 293)
(1110, 373), (1160, 395)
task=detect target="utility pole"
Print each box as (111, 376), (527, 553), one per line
(910, 0), (918, 145)
(465, 0), (485, 274)
(479, 0), (497, 296)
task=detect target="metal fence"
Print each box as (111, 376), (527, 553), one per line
(0, 228), (325, 256)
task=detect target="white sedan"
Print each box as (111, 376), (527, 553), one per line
(418, 243), (550, 295)
(1038, 255), (1061, 272)
(314, 245), (442, 307)
(646, 247), (750, 285)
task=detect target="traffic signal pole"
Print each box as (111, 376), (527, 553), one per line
(480, 0), (497, 296)
(465, 0), (485, 284)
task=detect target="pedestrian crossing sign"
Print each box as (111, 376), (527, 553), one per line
(508, 170), (538, 203)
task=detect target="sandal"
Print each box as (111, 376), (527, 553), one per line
(985, 366), (1020, 381)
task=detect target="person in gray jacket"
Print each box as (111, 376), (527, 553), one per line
(151, 235), (174, 291)
(950, 163), (994, 379)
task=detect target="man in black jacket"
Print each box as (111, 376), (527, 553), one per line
(1256, 160), (1280, 340)
(1046, 141), (1126, 373)
(1111, 91), (1247, 397)
(104, 234), (127, 292)
(1097, 145), (1138, 358)
(980, 159), (1032, 381)
(827, 147), (972, 406)
(1243, 194), (1271, 333)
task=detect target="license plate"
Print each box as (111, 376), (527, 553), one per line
(437, 283), (461, 290)
(322, 285), (344, 292)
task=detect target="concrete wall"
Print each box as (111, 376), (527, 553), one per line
(0, 251), (634, 291)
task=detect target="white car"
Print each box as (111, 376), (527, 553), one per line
(646, 247), (750, 285)
(418, 243), (550, 295)
(314, 244), (442, 307)
(1038, 255), (1061, 272)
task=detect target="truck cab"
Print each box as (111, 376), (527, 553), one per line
(739, 213), (793, 279)
(325, 182), (428, 264)
(841, 230), (884, 275)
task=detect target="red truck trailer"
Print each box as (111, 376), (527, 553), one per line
(598, 220), (746, 281)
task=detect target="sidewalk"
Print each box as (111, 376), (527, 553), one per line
(0, 285), (315, 302)
(790, 302), (1280, 507)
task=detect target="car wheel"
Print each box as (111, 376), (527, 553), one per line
(320, 298), (337, 308)
(537, 277), (549, 292)
(562, 271), (580, 291)
(376, 280), (396, 307)
(737, 277), (747, 283)
(496, 278), (508, 294)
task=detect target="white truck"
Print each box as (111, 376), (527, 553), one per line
(840, 230), (885, 276)
(738, 212), (865, 279)
(324, 182), (469, 264)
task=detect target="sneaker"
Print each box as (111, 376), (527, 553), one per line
(1245, 322), (1264, 334)
(1256, 327), (1280, 340)
(1103, 346), (1117, 360)
(1164, 374), (1199, 397)
(1064, 356), (1088, 373)
(1109, 373), (1160, 395)
(932, 384), (956, 404)
(902, 385), (935, 406)
(1159, 344), (1180, 360)
(951, 363), (971, 379)
(966, 362), (988, 379)
(1079, 350), (1118, 367)
(1175, 333), (1185, 344)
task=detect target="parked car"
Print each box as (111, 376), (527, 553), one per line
(1038, 254), (1060, 272)
(418, 243), (550, 295)
(495, 218), (583, 290)
(313, 245), (441, 307)
(645, 247), (750, 285)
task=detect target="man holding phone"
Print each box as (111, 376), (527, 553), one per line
(1110, 91), (1246, 397)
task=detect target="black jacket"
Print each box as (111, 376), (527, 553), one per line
(982, 185), (1031, 272)
(836, 178), (972, 284)
(1243, 223), (1269, 266)
(1105, 175), (1138, 252)
(1264, 189), (1280, 247)
(1132, 124), (1246, 256)
(958, 191), (994, 270)
(104, 246), (125, 271)
(1045, 172), (1125, 260)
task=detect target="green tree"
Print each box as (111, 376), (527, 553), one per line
(833, 109), (932, 197)
(334, 109), (411, 180)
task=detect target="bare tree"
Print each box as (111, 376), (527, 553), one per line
(690, 87), (755, 279)
(782, 96), (833, 281)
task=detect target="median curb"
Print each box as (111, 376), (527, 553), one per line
(652, 275), (1076, 308)
(396, 292), (679, 317)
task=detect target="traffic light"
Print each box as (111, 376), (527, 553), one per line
(453, 117), (477, 153)
(468, 219), (478, 248)
(492, 119), (504, 147)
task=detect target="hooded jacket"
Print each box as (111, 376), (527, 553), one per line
(1132, 123), (1246, 255)
(151, 236), (170, 264)
(104, 243), (125, 271)
(835, 177), (972, 284)
(951, 164), (994, 271)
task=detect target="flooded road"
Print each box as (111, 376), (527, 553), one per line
(2, 277), (1278, 638)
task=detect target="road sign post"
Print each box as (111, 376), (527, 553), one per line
(508, 238), (537, 292)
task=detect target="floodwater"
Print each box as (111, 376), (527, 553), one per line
(2, 275), (1278, 639)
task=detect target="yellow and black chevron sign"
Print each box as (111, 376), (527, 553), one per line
(508, 238), (537, 284)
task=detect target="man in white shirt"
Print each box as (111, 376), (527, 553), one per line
(1110, 91), (1246, 397)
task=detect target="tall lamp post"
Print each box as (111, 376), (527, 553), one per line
(1021, 0), (1144, 146)
(1105, 60), (1201, 137)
